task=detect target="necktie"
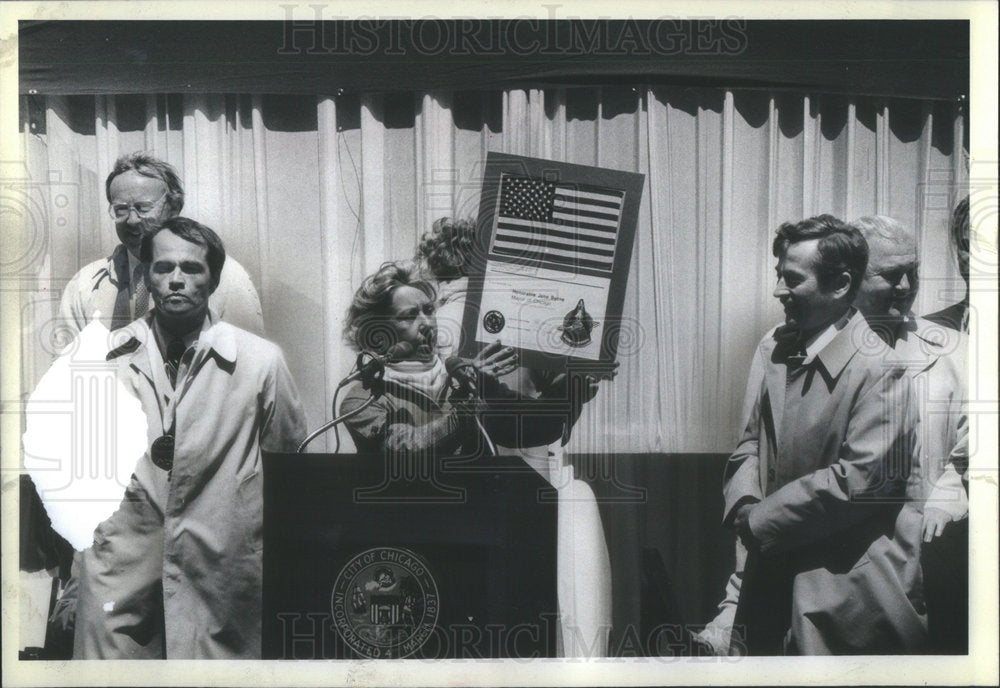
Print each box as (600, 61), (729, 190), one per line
(774, 325), (807, 370)
(133, 263), (150, 319)
(786, 345), (807, 371)
(165, 340), (186, 387)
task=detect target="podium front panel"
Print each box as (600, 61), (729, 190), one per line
(262, 453), (558, 659)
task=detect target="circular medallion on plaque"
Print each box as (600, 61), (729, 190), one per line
(482, 310), (505, 334)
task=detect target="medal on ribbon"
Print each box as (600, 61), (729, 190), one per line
(150, 434), (175, 471)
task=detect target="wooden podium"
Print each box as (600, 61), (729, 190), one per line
(261, 453), (558, 659)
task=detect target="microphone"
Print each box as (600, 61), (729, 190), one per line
(299, 341), (415, 453)
(444, 356), (479, 397)
(444, 356), (497, 456)
(338, 341), (414, 389)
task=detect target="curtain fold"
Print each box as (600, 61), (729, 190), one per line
(361, 93), (388, 279)
(317, 95), (346, 448)
(20, 88), (967, 453)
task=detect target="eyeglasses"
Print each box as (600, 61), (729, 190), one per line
(108, 191), (169, 220)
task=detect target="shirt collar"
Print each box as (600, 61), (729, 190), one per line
(801, 312), (848, 363)
(151, 312), (210, 357)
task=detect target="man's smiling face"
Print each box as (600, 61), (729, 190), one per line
(855, 240), (919, 325)
(109, 170), (176, 258)
(773, 238), (850, 337)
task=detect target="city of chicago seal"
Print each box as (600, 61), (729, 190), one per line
(482, 309), (505, 334)
(330, 547), (439, 658)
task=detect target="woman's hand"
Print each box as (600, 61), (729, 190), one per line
(470, 340), (519, 380)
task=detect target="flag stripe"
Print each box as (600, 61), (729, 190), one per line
(499, 203), (621, 229)
(551, 210), (620, 230)
(497, 218), (618, 244)
(554, 185), (625, 205)
(494, 245), (613, 271)
(553, 193), (623, 212)
(493, 234), (616, 258)
(553, 195), (622, 212)
(496, 228), (615, 255)
(551, 203), (620, 224)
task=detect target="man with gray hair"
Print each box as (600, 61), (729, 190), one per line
(58, 151), (264, 334)
(852, 214), (968, 654)
(700, 214), (965, 655)
(722, 215), (920, 654)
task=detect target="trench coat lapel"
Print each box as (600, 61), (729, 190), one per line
(107, 315), (155, 382)
(763, 332), (788, 451)
(812, 311), (865, 388)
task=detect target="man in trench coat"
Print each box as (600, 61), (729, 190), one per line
(852, 214), (968, 653)
(72, 217), (306, 658)
(723, 215), (922, 654)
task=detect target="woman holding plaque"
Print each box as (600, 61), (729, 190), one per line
(416, 217), (615, 657)
(339, 261), (518, 457)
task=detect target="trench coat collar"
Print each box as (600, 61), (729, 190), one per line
(906, 316), (960, 352)
(107, 308), (233, 380)
(762, 309), (870, 449)
(888, 315), (964, 375)
(811, 309), (870, 383)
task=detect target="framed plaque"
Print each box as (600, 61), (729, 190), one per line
(461, 152), (645, 372)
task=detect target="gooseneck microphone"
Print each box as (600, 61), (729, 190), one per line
(297, 342), (415, 453)
(444, 356), (497, 457)
(444, 356), (478, 395)
(338, 341), (415, 389)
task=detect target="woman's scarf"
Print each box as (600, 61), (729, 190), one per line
(383, 356), (450, 403)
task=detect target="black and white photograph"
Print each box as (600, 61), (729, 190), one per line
(2, 1), (997, 685)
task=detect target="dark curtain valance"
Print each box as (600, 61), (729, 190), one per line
(19, 19), (967, 100)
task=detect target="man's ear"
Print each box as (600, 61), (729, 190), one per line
(832, 271), (852, 300)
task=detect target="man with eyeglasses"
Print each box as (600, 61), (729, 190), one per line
(57, 152), (264, 334)
(852, 214), (968, 654)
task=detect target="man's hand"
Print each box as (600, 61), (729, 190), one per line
(921, 507), (955, 543)
(733, 503), (761, 551)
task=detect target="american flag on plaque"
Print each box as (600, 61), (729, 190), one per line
(462, 153), (645, 372)
(492, 175), (624, 275)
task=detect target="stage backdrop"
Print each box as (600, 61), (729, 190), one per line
(17, 88), (967, 453)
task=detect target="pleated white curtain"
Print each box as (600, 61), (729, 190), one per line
(20, 88), (966, 453)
